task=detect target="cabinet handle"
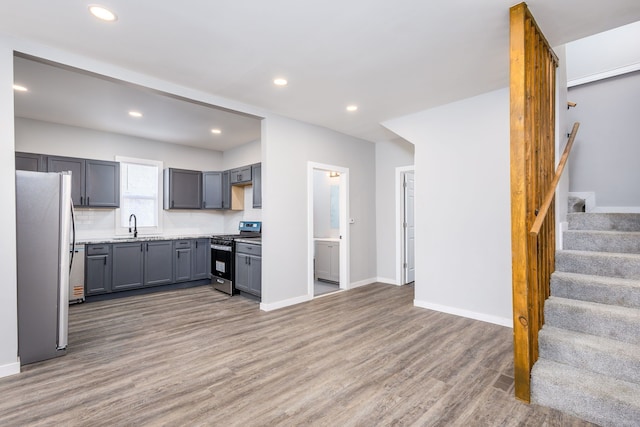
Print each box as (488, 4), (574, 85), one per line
(140, 243), (143, 252)
(146, 243), (149, 251)
(203, 201), (206, 208)
(103, 257), (106, 265)
(87, 196), (90, 205)
(195, 241), (198, 249)
(177, 251), (180, 258)
(172, 200), (175, 208)
(80, 196), (84, 205)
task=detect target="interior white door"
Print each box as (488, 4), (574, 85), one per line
(404, 171), (415, 284)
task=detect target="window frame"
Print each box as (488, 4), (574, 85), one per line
(114, 156), (164, 236)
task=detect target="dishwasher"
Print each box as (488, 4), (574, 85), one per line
(69, 244), (85, 304)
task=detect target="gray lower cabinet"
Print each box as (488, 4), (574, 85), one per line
(85, 244), (112, 295)
(235, 242), (262, 297)
(144, 241), (174, 286)
(164, 168), (202, 209)
(174, 240), (193, 282)
(192, 238), (211, 280)
(202, 171), (223, 209)
(252, 163), (262, 208)
(112, 242), (145, 291)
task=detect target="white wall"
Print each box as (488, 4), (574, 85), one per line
(0, 43), (20, 377)
(567, 70), (640, 209)
(261, 114), (376, 307)
(375, 138), (414, 284)
(567, 20), (640, 86)
(383, 88), (512, 326)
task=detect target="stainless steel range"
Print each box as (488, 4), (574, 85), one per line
(211, 221), (261, 295)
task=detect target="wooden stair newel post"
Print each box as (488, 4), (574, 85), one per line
(509, 2), (558, 402)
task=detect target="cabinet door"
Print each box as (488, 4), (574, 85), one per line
(145, 241), (174, 286)
(222, 170), (231, 209)
(47, 156), (85, 206)
(192, 239), (210, 280)
(248, 255), (262, 296)
(15, 152), (45, 172)
(202, 172), (223, 209)
(112, 242), (145, 291)
(86, 253), (111, 295)
(329, 242), (340, 283)
(174, 240), (192, 282)
(235, 253), (250, 293)
(165, 168), (202, 209)
(252, 163), (262, 208)
(315, 241), (332, 281)
(230, 166), (252, 184)
(85, 160), (120, 207)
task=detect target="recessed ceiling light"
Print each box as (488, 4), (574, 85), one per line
(128, 111), (142, 118)
(273, 78), (288, 86)
(211, 128), (222, 134)
(13, 84), (28, 92)
(346, 105), (358, 112)
(89, 5), (118, 22)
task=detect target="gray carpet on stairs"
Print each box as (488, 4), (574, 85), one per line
(531, 211), (640, 426)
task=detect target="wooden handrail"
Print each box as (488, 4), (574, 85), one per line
(530, 122), (580, 237)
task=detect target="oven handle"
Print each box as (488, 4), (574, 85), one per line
(211, 244), (233, 252)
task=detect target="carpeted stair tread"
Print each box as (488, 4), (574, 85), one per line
(563, 229), (640, 254)
(531, 359), (640, 427)
(568, 212), (640, 232)
(538, 326), (640, 384)
(544, 296), (640, 345)
(550, 271), (640, 309)
(556, 250), (640, 279)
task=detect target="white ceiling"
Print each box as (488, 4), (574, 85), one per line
(4, 1), (640, 149)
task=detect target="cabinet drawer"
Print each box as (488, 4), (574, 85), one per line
(86, 244), (109, 255)
(174, 240), (191, 248)
(236, 243), (261, 256)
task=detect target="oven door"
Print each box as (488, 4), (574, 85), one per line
(211, 244), (234, 295)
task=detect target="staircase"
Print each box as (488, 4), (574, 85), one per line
(530, 211), (640, 426)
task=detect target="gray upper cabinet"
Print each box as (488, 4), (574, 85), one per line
(164, 168), (202, 209)
(222, 170), (231, 210)
(47, 155), (119, 207)
(252, 163), (262, 209)
(230, 166), (252, 184)
(85, 160), (120, 207)
(47, 156), (85, 206)
(202, 171), (223, 209)
(15, 152), (46, 172)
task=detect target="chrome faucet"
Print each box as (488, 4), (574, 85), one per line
(128, 213), (138, 238)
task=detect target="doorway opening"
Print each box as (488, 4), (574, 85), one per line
(398, 168), (415, 285)
(307, 162), (349, 298)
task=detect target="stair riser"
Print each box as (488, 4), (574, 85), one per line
(568, 213), (640, 232)
(556, 252), (640, 280)
(538, 332), (640, 384)
(545, 302), (640, 345)
(563, 231), (640, 254)
(550, 274), (640, 309)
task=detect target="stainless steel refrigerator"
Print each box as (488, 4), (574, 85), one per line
(16, 170), (73, 365)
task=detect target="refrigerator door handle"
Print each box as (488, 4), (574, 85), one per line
(57, 172), (72, 350)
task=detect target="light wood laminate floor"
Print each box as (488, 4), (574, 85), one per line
(0, 283), (594, 426)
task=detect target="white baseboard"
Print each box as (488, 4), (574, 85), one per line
(350, 277), (377, 289)
(375, 277), (399, 286)
(591, 206), (640, 213)
(413, 299), (513, 328)
(0, 361), (20, 379)
(260, 294), (312, 312)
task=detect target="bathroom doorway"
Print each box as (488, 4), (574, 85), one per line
(307, 162), (349, 298)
